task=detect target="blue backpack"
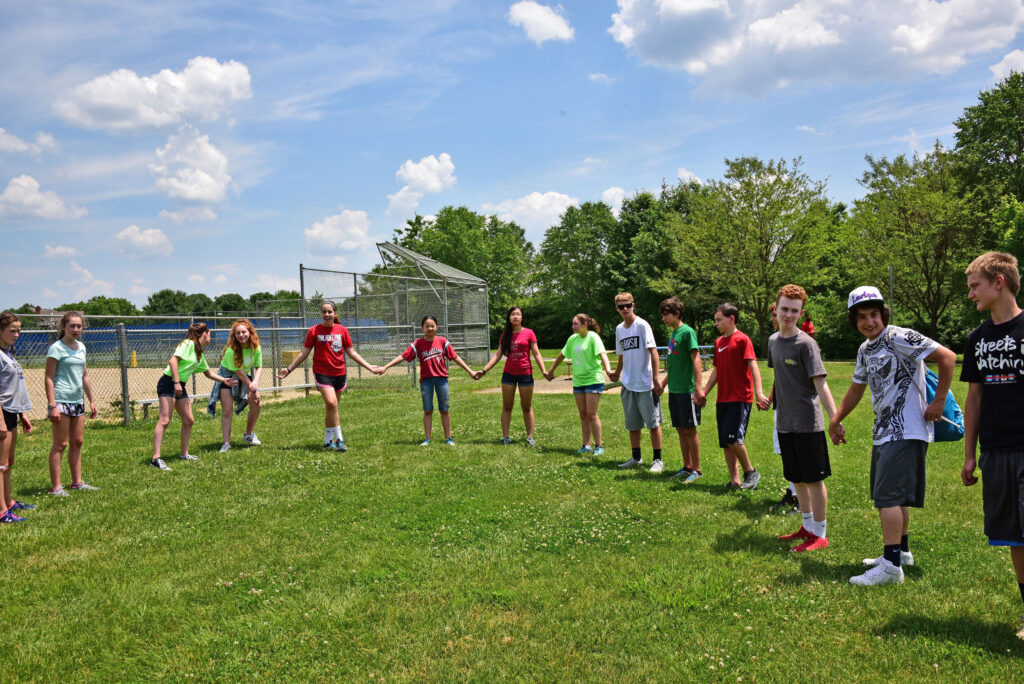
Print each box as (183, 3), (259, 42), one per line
(891, 332), (964, 442)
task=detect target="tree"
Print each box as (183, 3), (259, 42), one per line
(213, 293), (248, 313)
(184, 293), (215, 315)
(674, 157), (835, 351)
(393, 206), (534, 334)
(143, 289), (189, 315)
(845, 144), (988, 340)
(954, 71), (1024, 203)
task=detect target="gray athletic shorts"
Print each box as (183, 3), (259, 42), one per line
(870, 439), (927, 508)
(621, 389), (662, 431)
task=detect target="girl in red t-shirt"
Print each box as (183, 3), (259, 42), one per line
(378, 315), (479, 446)
(479, 306), (548, 446)
(279, 300), (381, 451)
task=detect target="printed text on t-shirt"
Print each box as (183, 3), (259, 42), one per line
(620, 336), (640, 351)
(972, 335), (1024, 376)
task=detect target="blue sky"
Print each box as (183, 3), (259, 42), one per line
(2, 0), (1023, 307)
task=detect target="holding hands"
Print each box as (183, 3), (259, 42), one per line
(828, 419), (846, 445)
(755, 392), (770, 411)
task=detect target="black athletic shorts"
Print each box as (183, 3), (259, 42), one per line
(314, 373), (347, 392)
(2, 409), (18, 431)
(668, 392), (701, 429)
(779, 431), (831, 483)
(156, 374), (188, 399)
(716, 402), (751, 448)
(979, 449), (1024, 546)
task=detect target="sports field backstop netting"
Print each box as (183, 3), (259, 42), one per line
(299, 243), (490, 389)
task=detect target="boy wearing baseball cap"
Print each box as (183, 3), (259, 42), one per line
(960, 252), (1024, 638)
(829, 286), (955, 585)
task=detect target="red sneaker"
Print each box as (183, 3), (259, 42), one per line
(778, 527), (812, 541)
(792, 535), (829, 553)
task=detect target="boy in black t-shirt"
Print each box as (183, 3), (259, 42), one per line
(960, 251), (1024, 640)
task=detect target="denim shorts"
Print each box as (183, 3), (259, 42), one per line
(501, 371), (534, 386)
(420, 376), (450, 412)
(157, 374), (188, 399)
(573, 383), (604, 394)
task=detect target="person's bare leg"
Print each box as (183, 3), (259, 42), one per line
(49, 414), (70, 489)
(152, 396), (176, 459)
(220, 388), (233, 443)
(574, 394), (591, 446)
(879, 506), (902, 545)
(500, 384), (515, 438)
(423, 410), (433, 440)
(318, 386), (339, 428)
(67, 415), (85, 484)
(176, 399), (195, 457)
(440, 410), (452, 439)
(587, 394), (602, 446)
(245, 401), (260, 434)
(520, 385), (535, 438)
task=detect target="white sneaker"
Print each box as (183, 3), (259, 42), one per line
(149, 458), (171, 471)
(419, 439), (430, 447)
(850, 559), (904, 586)
(863, 551), (914, 567)
(179, 453), (199, 461)
(219, 442), (232, 453)
(618, 457), (642, 469)
(649, 460), (664, 473)
(243, 432), (261, 446)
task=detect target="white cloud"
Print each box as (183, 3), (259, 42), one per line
(796, 124), (817, 133)
(40, 287), (58, 301)
(991, 49), (1024, 80)
(305, 208), (374, 251)
(58, 261), (114, 299)
(483, 190), (579, 238)
(160, 206), (217, 223)
(115, 225), (174, 257)
(252, 273), (300, 291)
(55, 56), (252, 131)
(128, 279), (150, 297)
(150, 126), (231, 203)
(509, 2), (575, 45)
(43, 244), (78, 259)
(187, 274), (206, 284)
(387, 153), (456, 218)
(0, 128), (31, 154)
(677, 167), (702, 184)
(609, 0), (1024, 93)
(0, 175), (86, 219)
(588, 72), (615, 84)
(34, 132), (58, 153)
(601, 186), (626, 217)
(211, 263), (242, 276)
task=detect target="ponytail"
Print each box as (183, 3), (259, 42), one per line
(574, 313), (600, 335)
(186, 322), (209, 360)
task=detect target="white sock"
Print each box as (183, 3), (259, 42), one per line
(334, 426), (343, 441)
(813, 519), (827, 538)
(789, 482), (797, 496)
(802, 512), (813, 531)
(325, 428), (333, 443)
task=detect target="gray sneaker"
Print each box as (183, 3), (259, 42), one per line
(525, 436), (537, 448)
(68, 482), (99, 491)
(49, 487), (71, 497)
(618, 457), (642, 469)
(179, 453), (199, 461)
(739, 469), (761, 490)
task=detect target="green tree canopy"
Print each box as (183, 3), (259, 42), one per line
(954, 71), (1024, 203)
(213, 293), (248, 313)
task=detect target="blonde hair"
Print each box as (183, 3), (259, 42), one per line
(614, 292), (634, 304)
(965, 251), (1020, 296)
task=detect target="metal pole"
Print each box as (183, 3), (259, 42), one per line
(354, 273), (361, 379)
(300, 264), (310, 396)
(190, 316), (196, 397)
(483, 283), (490, 365)
(118, 323), (130, 425)
(406, 279), (414, 387)
(888, 265), (895, 321)
(271, 312), (280, 389)
(443, 277), (449, 340)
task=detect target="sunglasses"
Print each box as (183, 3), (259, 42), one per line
(616, 303), (633, 310)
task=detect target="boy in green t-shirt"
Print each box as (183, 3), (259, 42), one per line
(658, 297), (704, 483)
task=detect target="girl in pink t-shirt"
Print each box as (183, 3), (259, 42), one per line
(378, 315), (479, 446)
(479, 306), (548, 446)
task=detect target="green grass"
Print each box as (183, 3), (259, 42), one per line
(1, 363), (1020, 682)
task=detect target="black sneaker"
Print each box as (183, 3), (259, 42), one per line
(770, 488), (799, 511)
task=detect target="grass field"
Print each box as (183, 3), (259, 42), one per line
(1, 361), (1021, 682)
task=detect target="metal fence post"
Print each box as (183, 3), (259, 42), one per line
(118, 323), (130, 425)
(190, 316), (197, 397)
(443, 277), (449, 340)
(353, 273), (361, 379)
(271, 312), (280, 388)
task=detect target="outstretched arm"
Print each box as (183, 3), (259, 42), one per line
(829, 382), (866, 444)
(344, 345), (381, 374)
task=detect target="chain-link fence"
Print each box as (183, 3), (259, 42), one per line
(299, 266), (490, 389)
(5, 308), (437, 425)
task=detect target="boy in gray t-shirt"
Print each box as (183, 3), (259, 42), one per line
(768, 285), (839, 553)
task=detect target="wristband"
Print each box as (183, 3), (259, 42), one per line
(49, 404), (57, 409)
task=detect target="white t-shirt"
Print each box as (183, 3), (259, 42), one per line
(615, 316), (656, 392)
(852, 325), (939, 445)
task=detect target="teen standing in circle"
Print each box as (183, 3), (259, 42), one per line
(279, 300), (380, 452)
(45, 312), (98, 496)
(479, 306), (548, 446)
(377, 315), (480, 446)
(210, 319), (263, 453)
(151, 323), (237, 470)
(0, 312), (34, 522)
(545, 314), (612, 456)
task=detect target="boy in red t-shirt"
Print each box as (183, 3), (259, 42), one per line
(702, 303), (770, 490)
